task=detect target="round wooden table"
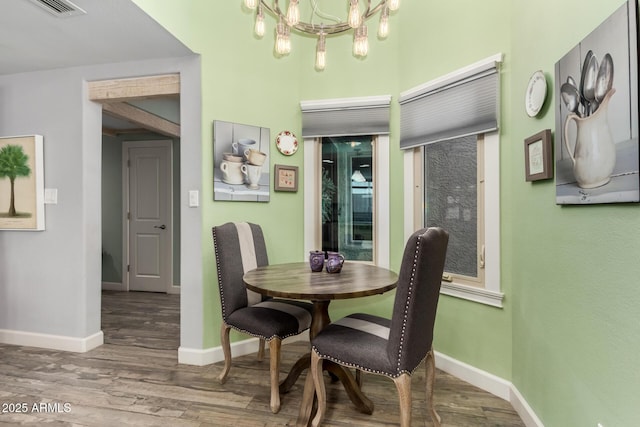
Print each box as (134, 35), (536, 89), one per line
(243, 261), (398, 426)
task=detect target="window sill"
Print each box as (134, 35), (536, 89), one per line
(440, 281), (504, 308)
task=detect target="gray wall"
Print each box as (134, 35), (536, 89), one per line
(101, 135), (123, 283)
(0, 55), (203, 349)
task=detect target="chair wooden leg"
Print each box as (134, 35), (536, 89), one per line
(269, 338), (282, 414)
(393, 373), (412, 427)
(218, 322), (232, 384)
(425, 348), (441, 426)
(310, 350), (326, 427)
(257, 338), (266, 361)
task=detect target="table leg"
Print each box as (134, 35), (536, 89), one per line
(281, 300), (330, 394)
(296, 301), (374, 426)
(309, 300), (331, 339)
(280, 353), (310, 393)
(325, 362), (374, 414)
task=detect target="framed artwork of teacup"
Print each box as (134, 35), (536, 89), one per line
(213, 120), (270, 202)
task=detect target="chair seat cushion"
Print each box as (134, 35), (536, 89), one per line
(227, 299), (313, 340)
(312, 313), (397, 377)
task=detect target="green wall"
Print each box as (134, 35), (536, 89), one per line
(133, 1), (640, 426)
(510, 1), (640, 426)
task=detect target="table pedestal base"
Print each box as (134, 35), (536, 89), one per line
(279, 300), (374, 426)
(295, 360), (374, 426)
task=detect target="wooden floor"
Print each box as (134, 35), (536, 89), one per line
(0, 291), (525, 426)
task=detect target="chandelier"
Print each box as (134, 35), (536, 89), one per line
(243, 0), (400, 70)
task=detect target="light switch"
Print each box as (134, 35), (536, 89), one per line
(44, 188), (58, 204)
(188, 190), (199, 207)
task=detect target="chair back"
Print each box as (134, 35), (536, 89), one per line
(387, 227), (449, 375)
(212, 222), (269, 320)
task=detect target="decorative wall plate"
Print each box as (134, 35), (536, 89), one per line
(276, 130), (298, 156)
(525, 70), (547, 117)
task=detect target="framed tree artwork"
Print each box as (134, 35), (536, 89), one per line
(0, 135), (45, 230)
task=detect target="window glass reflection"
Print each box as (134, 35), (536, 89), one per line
(321, 136), (373, 261)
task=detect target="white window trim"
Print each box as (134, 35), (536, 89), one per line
(304, 135), (390, 268)
(404, 131), (503, 308)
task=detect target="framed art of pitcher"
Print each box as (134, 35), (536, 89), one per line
(554, 0), (639, 205)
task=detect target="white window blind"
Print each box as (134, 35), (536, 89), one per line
(300, 95), (391, 138)
(399, 54), (502, 150)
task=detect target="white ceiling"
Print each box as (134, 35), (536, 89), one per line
(0, 0), (191, 133)
(0, 0), (193, 76)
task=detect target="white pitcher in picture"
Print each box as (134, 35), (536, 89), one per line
(563, 88), (616, 189)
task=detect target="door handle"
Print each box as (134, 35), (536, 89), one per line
(154, 225), (166, 230)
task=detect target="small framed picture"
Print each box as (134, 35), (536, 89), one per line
(274, 164), (298, 192)
(525, 129), (553, 181)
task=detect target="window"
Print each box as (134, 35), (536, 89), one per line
(321, 136), (374, 262)
(300, 95), (391, 268)
(401, 54), (503, 307)
(424, 134), (484, 287)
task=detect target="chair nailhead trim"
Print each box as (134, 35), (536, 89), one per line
(212, 227), (229, 321)
(396, 235), (422, 374)
(311, 347), (426, 379)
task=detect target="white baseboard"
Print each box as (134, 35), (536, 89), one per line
(509, 384), (545, 427)
(435, 351), (543, 427)
(102, 282), (181, 294)
(102, 281), (125, 291)
(0, 329), (103, 353)
(178, 331), (309, 366)
(434, 350), (511, 400)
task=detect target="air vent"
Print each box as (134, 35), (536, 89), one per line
(28, 0), (86, 17)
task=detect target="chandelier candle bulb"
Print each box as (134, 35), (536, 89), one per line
(388, 0), (400, 11)
(244, 0), (258, 9)
(254, 5), (265, 37)
(378, 6), (389, 38)
(353, 24), (368, 57)
(316, 32), (327, 70)
(275, 19), (291, 55)
(286, 0), (300, 25)
(348, 0), (362, 28)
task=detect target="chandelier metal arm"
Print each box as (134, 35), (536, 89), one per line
(260, 0), (386, 35)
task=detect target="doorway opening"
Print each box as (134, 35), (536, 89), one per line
(91, 74), (182, 348)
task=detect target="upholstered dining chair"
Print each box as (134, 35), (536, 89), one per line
(309, 227), (449, 427)
(212, 222), (313, 413)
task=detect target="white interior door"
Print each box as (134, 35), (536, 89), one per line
(126, 140), (172, 292)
